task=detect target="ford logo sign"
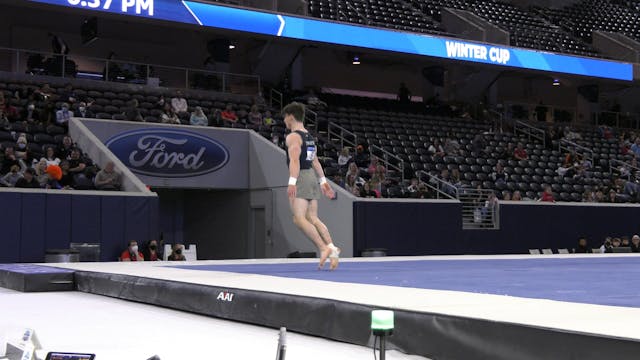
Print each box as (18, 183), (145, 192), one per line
(105, 128), (230, 178)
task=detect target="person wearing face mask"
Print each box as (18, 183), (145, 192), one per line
(120, 240), (145, 261)
(55, 102), (74, 127)
(167, 244), (186, 261)
(76, 102), (94, 119)
(15, 134), (31, 162)
(142, 239), (162, 261)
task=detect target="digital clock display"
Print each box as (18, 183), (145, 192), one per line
(67, 0), (153, 15)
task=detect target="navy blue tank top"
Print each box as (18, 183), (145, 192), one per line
(286, 130), (317, 169)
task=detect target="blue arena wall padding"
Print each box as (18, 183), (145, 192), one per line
(0, 191), (158, 263)
(0, 192), (22, 263)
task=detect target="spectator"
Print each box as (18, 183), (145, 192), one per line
(354, 144), (369, 168)
(514, 143), (528, 160)
(34, 159), (49, 187)
(15, 168), (40, 188)
(189, 106), (208, 126)
(600, 237), (613, 253)
(574, 237), (590, 253)
(220, 103), (238, 123)
(337, 147), (352, 171)
(630, 138), (640, 158)
(428, 139), (445, 158)
(491, 163), (508, 185)
(247, 105), (263, 126)
(512, 190), (522, 201)
(540, 186), (555, 202)
(0, 93), (19, 122)
(41, 146), (61, 166)
(58, 83), (77, 104)
(407, 177), (419, 194)
(607, 189), (618, 203)
(472, 134), (487, 155)
(621, 236), (630, 247)
(121, 240), (145, 261)
(142, 239), (161, 261)
(58, 160), (75, 188)
(481, 192), (498, 222)
(367, 157), (380, 177)
(160, 104), (180, 125)
(34, 83), (54, 101)
(21, 102), (41, 123)
(75, 101), (94, 119)
(125, 99), (144, 122)
(502, 192), (511, 201)
(1, 164), (23, 187)
(444, 137), (460, 156)
(611, 238), (622, 249)
(170, 90), (189, 116)
(14, 134), (30, 162)
(263, 110), (274, 127)
(67, 149), (86, 175)
(94, 161), (121, 190)
(397, 82), (411, 105)
(1, 147), (19, 174)
(55, 103), (73, 127)
(361, 181), (380, 198)
(303, 89), (327, 108)
(44, 164), (64, 189)
(631, 235), (640, 253)
(167, 244), (186, 261)
(59, 135), (76, 160)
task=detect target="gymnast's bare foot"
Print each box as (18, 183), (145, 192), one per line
(329, 247), (341, 271)
(318, 247), (332, 269)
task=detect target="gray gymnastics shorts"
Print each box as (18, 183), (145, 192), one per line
(296, 169), (321, 200)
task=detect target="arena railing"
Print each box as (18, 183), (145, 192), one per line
(327, 122), (358, 153)
(514, 120), (546, 147)
(559, 138), (594, 160)
(370, 144), (405, 182)
(592, 111), (640, 130)
(0, 46), (261, 95)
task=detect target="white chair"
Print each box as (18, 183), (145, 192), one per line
(528, 249), (541, 255)
(541, 248), (553, 255)
(557, 248), (569, 254)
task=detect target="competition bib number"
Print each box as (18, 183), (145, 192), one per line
(306, 145), (317, 161)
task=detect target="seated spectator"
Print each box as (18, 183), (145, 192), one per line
(189, 106), (208, 126)
(407, 177), (419, 194)
(44, 164), (64, 189)
(1, 164), (24, 187)
(221, 103), (238, 123)
(59, 135), (76, 160)
(511, 190), (522, 201)
(121, 240), (145, 261)
(607, 189), (619, 203)
(367, 157), (380, 177)
(631, 235), (640, 253)
(0, 93), (19, 122)
(34, 159), (50, 187)
(540, 186), (555, 202)
(600, 237), (613, 253)
(631, 138), (640, 158)
(428, 139), (445, 158)
(170, 90), (189, 116)
(1, 147), (19, 174)
(303, 89), (327, 108)
(481, 192), (498, 222)
(125, 99), (144, 122)
(564, 150), (577, 167)
(611, 237), (622, 249)
(41, 146), (61, 166)
(160, 104), (180, 124)
(58, 161), (75, 188)
(76, 102), (95, 118)
(20, 102), (41, 123)
(247, 105), (263, 126)
(67, 149), (87, 175)
(337, 147), (352, 170)
(514, 143), (528, 160)
(491, 163), (508, 185)
(444, 137), (460, 156)
(142, 239), (161, 261)
(502, 192), (511, 201)
(354, 144), (369, 168)
(167, 244), (186, 261)
(14, 134), (31, 162)
(472, 134), (487, 155)
(564, 126), (582, 141)
(55, 103), (73, 127)
(621, 236), (630, 247)
(263, 110), (274, 127)
(574, 237), (590, 253)
(94, 161), (122, 190)
(361, 181), (380, 198)
(15, 168), (41, 188)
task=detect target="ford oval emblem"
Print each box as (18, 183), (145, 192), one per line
(105, 128), (230, 178)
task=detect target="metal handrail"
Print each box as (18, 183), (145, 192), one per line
(592, 111), (640, 130)
(515, 120), (546, 147)
(270, 88), (283, 110)
(370, 144), (405, 182)
(305, 108), (318, 132)
(328, 122), (358, 151)
(458, 187), (499, 229)
(1, 45), (261, 95)
(416, 170), (458, 200)
(609, 158), (640, 181)
(559, 139), (594, 160)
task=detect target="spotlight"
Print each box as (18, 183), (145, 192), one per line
(552, 78), (560, 86)
(229, 44), (236, 50)
(352, 55), (360, 65)
(371, 310), (394, 360)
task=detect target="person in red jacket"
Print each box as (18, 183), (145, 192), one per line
(540, 186), (555, 202)
(121, 240), (145, 261)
